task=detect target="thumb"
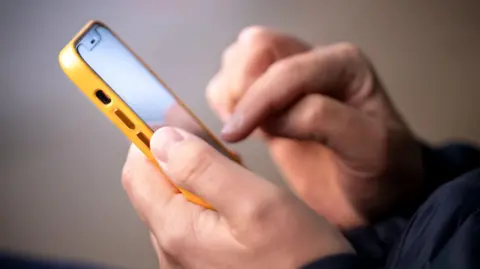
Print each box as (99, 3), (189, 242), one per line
(262, 94), (383, 162)
(150, 126), (277, 222)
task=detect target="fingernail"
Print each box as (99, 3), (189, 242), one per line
(151, 127), (184, 163)
(221, 113), (243, 135)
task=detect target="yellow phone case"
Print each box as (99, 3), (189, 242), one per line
(59, 20), (238, 209)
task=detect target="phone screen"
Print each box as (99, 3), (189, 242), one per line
(77, 24), (230, 157)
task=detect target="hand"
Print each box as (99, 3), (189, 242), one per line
(122, 127), (353, 269)
(206, 26), (423, 228)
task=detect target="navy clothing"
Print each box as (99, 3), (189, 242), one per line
(0, 252), (107, 269)
(305, 143), (480, 269)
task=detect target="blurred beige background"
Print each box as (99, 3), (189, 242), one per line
(0, 1), (479, 268)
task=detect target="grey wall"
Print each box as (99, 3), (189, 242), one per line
(1, 1), (479, 268)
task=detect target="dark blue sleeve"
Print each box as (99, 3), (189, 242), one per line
(301, 143), (480, 269)
(301, 254), (369, 269)
(421, 142), (480, 194)
(0, 252), (110, 269)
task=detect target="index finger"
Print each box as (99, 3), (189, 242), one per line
(220, 44), (364, 142)
(122, 144), (177, 221)
(207, 27), (311, 122)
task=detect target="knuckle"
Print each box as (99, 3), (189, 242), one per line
(297, 95), (336, 142)
(221, 44), (238, 64)
(205, 73), (222, 103)
(158, 227), (186, 254)
(192, 210), (219, 242)
(168, 140), (215, 187)
(243, 189), (287, 224)
(270, 58), (301, 76)
(232, 188), (291, 241)
(121, 163), (134, 192)
(331, 43), (374, 95)
(227, 29), (276, 68)
(122, 145), (148, 193)
(238, 25), (273, 44)
(299, 95), (328, 125)
(246, 43), (276, 71)
(335, 42), (362, 57)
(155, 196), (190, 253)
(333, 43), (370, 70)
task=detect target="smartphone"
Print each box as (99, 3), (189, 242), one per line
(59, 21), (238, 209)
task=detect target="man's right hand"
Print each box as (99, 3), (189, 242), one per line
(206, 26), (423, 229)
